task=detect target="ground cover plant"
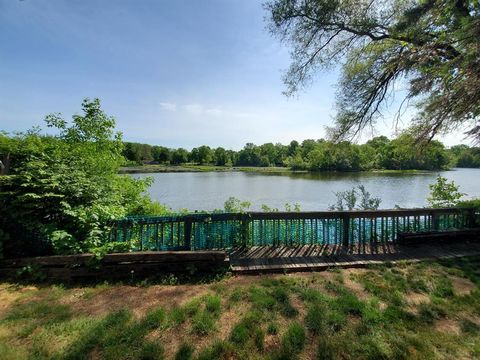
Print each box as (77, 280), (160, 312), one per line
(1, 256), (479, 359)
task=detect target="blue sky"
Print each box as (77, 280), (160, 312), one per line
(0, 0), (465, 149)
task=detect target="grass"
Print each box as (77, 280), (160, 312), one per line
(1, 256), (480, 359)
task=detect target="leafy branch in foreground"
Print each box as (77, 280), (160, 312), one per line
(266, 0), (480, 142)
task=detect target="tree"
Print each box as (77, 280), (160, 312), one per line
(172, 148), (189, 164)
(197, 145), (214, 164)
(152, 146), (172, 164)
(0, 98), (167, 256)
(214, 147), (229, 166)
(266, 0), (480, 142)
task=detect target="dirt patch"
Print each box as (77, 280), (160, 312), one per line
(449, 276), (476, 296)
(151, 298), (251, 360)
(63, 284), (211, 318)
(300, 334), (317, 360)
(222, 274), (279, 287)
(405, 292), (430, 306)
(0, 284), (39, 317)
(343, 276), (370, 300)
(435, 318), (460, 335)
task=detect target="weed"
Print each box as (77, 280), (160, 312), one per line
(296, 287), (327, 303)
(267, 322), (279, 335)
(203, 294), (221, 315)
(254, 328), (265, 351)
(278, 323), (305, 358)
(229, 288), (243, 303)
(305, 303), (326, 335)
(230, 322), (249, 345)
(271, 286), (298, 318)
(325, 310), (347, 332)
(460, 319), (480, 334)
(139, 341), (165, 360)
(191, 312), (216, 336)
(316, 336), (337, 360)
(196, 340), (233, 360)
(143, 307), (165, 330)
(168, 307), (187, 326)
(249, 286), (276, 311)
(184, 298), (201, 317)
(175, 343), (194, 360)
(418, 302), (445, 324)
(433, 277), (455, 298)
(360, 299), (383, 325)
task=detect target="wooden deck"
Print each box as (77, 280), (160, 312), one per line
(229, 241), (480, 273)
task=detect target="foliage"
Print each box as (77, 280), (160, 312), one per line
(329, 185), (381, 211)
(0, 98), (168, 257)
(447, 145), (480, 168)
(122, 134), (455, 171)
(266, 0), (480, 143)
(427, 175), (464, 207)
(223, 197), (251, 213)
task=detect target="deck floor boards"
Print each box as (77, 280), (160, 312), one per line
(229, 241), (480, 273)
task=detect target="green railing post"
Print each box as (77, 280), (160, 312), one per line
(184, 219), (192, 250)
(342, 214), (350, 247)
(241, 215), (250, 247)
(467, 208), (476, 227)
(432, 212), (439, 231)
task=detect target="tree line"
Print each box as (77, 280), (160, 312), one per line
(123, 135), (480, 171)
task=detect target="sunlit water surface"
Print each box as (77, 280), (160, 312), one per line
(131, 168), (480, 211)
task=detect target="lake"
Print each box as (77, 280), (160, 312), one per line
(131, 168), (480, 211)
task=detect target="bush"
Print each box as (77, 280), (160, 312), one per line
(0, 99), (170, 257)
(427, 175), (464, 207)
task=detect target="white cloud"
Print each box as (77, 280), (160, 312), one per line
(159, 102), (177, 111)
(205, 107), (223, 116)
(183, 103), (204, 114)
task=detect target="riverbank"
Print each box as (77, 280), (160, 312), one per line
(119, 164), (299, 174)
(119, 164), (434, 175)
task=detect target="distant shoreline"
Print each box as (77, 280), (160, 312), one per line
(119, 164), (436, 175)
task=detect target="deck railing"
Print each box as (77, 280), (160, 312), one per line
(111, 207), (477, 251)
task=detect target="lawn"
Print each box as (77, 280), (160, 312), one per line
(1, 256), (479, 359)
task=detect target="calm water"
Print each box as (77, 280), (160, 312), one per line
(132, 168), (480, 211)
